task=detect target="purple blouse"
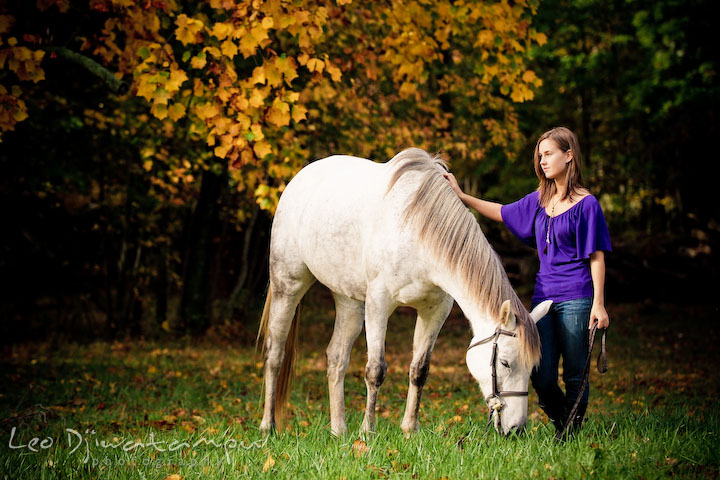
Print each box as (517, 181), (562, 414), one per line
(500, 191), (612, 304)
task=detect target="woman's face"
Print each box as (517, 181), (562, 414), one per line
(538, 138), (571, 180)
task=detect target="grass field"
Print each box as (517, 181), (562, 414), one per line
(1, 289), (718, 479)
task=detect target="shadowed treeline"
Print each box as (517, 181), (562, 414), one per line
(0, 0), (717, 343)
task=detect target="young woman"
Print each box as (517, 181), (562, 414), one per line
(443, 126), (611, 435)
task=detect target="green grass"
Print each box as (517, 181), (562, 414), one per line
(1, 294), (719, 479)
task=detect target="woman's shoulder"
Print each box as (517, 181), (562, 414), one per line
(572, 189), (599, 208)
(573, 187), (592, 200)
(572, 190), (608, 219)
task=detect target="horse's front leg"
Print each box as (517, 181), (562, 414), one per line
(361, 290), (393, 435)
(326, 293), (364, 436)
(400, 298), (453, 437)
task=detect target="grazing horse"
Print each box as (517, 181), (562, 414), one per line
(258, 148), (550, 436)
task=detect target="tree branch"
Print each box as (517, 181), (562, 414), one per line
(47, 47), (129, 95)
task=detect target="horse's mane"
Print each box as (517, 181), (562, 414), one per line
(386, 148), (541, 369)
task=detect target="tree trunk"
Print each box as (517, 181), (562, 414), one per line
(180, 165), (226, 334)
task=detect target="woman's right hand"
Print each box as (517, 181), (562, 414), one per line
(442, 172), (464, 199)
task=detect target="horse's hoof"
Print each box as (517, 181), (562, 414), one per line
(331, 425), (348, 437)
(401, 423), (419, 439)
(359, 423), (375, 439)
(259, 421), (276, 435)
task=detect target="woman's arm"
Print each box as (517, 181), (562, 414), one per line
(443, 172), (503, 222)
(589, 250), (610, 329)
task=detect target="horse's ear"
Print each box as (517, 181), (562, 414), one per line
(499, 300), (515, 329)
(530, 300), (553, 323)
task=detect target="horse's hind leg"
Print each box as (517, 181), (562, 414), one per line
(400, 297), (454, 437)
(326, 293), (364, 436)
(260, 269), (315, 433)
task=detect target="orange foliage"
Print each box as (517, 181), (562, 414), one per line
(0, 0), (545, 210)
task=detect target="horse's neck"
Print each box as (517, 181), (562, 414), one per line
(430, 267), (497, 339)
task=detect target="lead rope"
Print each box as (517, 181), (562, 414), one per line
(556, 325), (608, 439)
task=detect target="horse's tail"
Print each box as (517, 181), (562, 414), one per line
(257, 283), (301, 429)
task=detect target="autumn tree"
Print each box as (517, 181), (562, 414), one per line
(1, 0), (547, 337)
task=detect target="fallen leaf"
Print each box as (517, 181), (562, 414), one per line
(352, 439), (369, 457)
(263, 454), (275, 472)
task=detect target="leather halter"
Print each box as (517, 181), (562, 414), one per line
(467, 327), (528, 414)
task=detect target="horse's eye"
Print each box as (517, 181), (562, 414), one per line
(500, 360), (510, 369)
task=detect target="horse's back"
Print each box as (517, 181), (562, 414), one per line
(270, 155), (388, 299)
(274, 155), (385, 231)
(270, 150), (447, 305)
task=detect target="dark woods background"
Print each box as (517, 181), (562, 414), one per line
(1, 0), (718, 345)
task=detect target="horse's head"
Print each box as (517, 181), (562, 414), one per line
(465, 299), (551, 436)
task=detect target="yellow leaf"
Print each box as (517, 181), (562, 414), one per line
(291, 105), (307, 123)
(535, 32), (548, 46)
(215, 144), (231, 158)
(250, 24), (269, 44)
(195, 103), (220, 120)
(251, 66), (266, 85)
(168, 103), (186, 121)
(297, 52), (309, 66)
(240, 147), (254, 165)
(212, 115), (232, 135)
(151, 103), (168, 120)
(167, 69), (188, 93)
(266, 108), (290, 127)
(161, 320), (171, 332)
(152, 88), (171, 105)
(337, 0), (353, 5)
(475, 30), (494, 47)
(175, 14), (204, 46)
(307, 58), (324, 73)
(266, 100), (290, 127)
(253, 141), (272, 159)
(325, 61), (342, 82)
(13, 107), (28, 122)
(248, 89), (266, 108)
(191, 79), (203, 98)
(522, 70), (537, 83)
(190, 54), (206, 69)
(204, 46), (221, 58)
(165, 475), (183, 480)
(136, 75), (156, 101)
(221, 39), (238, 58)
(250, 124), (264, 141)
(212, 22), (233, 41)
(398, 81), (417, 97)
(510, 83), (533, 103)
(236, 113), (251, 131)
(239, 33), (258, 58)
(262, 454), (275, 473)
(143, 160), (153, 172)
(275, 56), (298, 85)
(261, 17), (274, 29)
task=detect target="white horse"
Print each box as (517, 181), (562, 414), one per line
(258, 148), (551, 436)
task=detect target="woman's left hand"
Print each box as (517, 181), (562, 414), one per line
(590, 303), (609, 329)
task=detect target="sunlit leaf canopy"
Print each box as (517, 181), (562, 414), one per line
(1, 0), (545, 213)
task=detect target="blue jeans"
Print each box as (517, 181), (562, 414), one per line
(531, 297), (592, 425)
